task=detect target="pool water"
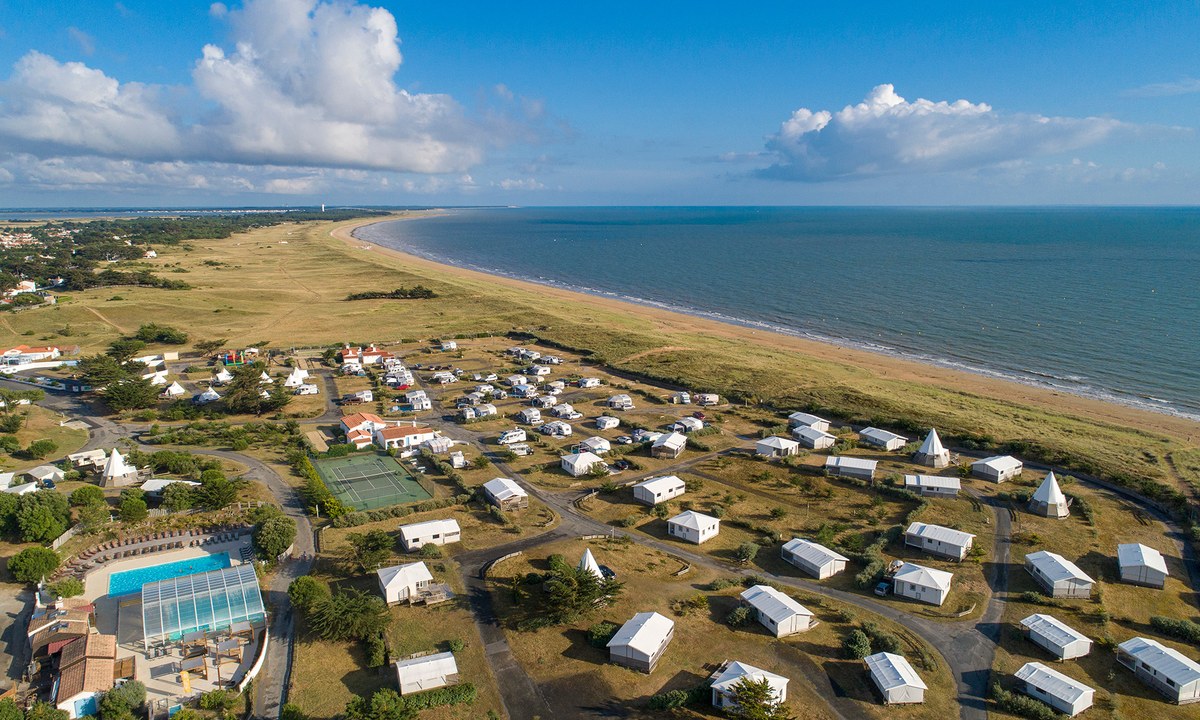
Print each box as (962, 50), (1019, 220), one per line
(107, 552), (233, 597)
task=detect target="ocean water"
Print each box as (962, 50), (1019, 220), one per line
(356, 207), (1200, 420)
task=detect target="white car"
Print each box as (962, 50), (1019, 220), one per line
(295, 384), (320, 395)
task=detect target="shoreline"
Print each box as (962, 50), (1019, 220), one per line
(329, 214), (1200, 442)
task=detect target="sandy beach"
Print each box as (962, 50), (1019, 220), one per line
(331, 214), (1200, 444)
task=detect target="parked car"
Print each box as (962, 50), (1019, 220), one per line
(874, 581), (891, 597)
(692, 411), (707, 420)
(612, 459), (631, 471)
(616, 435), (633, 444)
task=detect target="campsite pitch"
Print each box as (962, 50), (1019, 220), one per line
(313, 453), (432, 511)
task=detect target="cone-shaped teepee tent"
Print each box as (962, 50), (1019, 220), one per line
(913, 428), (950, 468)
(579, 548), (604, 580)
(1029, 471), (1070, 518)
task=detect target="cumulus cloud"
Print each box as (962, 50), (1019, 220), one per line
(0, 0), (494, 178)
(760, 84), (1128, 181)
(497, 177), (544, 190)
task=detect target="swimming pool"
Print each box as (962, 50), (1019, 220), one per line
(107, 552), (233, 597)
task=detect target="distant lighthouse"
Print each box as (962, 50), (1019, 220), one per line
(321, 203), (325, 212)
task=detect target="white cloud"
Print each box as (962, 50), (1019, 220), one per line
(760, 84), (1128, 181)
(66, 27), (95, 56)
(497, 177), (544, 190)
(0, 0), (492, 177)
(1125, 78), (1200, 97)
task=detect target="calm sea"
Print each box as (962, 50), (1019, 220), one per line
(356, 207), (1200, 420)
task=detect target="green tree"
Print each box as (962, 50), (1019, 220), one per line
(346, 529), (393, 572)
(160, 482), (195, 512)
(842, 629), (872, 659)
(0, 491), (18, 534)
(49, 577), (84, 598)
(193, 338), (228, 357)
(307, 588), (392, 641)
(16, 490), (70, 543)
(735, 542), (760, 563)
(7, 546), (60, 583)
(118, 494), (148, 522)
(198, 689), (237, 719)
(344, 689), (416, 720)
(105, 338), (147, 363)
(24, 439), (59, 459)
(23, 704), (68, 720)
(75, 502), (110, 531)
(280, 705), (307, 720)
(724, 677), (795, 720)
(0, 698), (24, 720)
(222, 364), (292, 415)
(134, 324), (189, 344)
(253, 515), (297, 559)
(287, 576), (330, 613)
(725, 606), (752, 627)
(0, 414), (24, 434)
(69, 485), (106, 507)
(78, 354), (129, 388)
(102, 378), (159, 411)
(99, 680), (145, 720)
(524, 554), (623, 628)
(196, 475), (240, 510)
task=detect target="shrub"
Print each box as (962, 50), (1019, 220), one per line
(49, 578), (84, 598)
(1150, 616), (1200, 645)
(725, 606), (752, 627)
(705, 578), (738, 591)
(843, 629), (872, 659)
(671, 594), (709, 617)
(991, 682), (1061, 720)
(7, 547), (60, 583)
(419, 543), (443, 559)
(365, 633), (387, 668)
(399, 683), (477, 711)
(99, 680), (146, 720)
(69, 485), (106, 507)
(735, 542), (759, 563)
(587, 621), (619, 648)
(860, 621), (901, 654)
(447, 638), (465, 653)
(24, 439), (58, 460)
(646, 685), (708, 710)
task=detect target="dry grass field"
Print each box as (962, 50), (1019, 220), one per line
(0, 404), (89, 472)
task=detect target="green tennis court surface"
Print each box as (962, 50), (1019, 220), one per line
(312, 453), (431, 511)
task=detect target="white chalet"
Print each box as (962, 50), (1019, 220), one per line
(904, 474), (961, 498)
(756, 436), (800, 458)
(892, 563), (953, 606)
(971, 455), (1023, 483)
(1020, 614), (1092, 660)
(516, 408), (542, 425)
(781, 538), (848, 580)
(395, 652), (459, 696)
(1117, 543), (1169, 589)
(607, 394), (634, 410)
(865, 652), (927, 705)
(710, 661), (788, 710)
(1014, 662), (1094, 717)
(481, 478), (529, 511)
(792, 425), (836, 449)
(560, 451), (604, 477)
(398, 519), (462, 552)
(824, 456), (877, 481)
(1116, 636), (1200, 704)
(787, 412), (830, 432)
(667, 510), (720, 544)
(859, 427), (907, 451)
(739, 585), (814, 637)
(1029, 471), (1070, 518)
(651, 432), (687, 459)
(1025, 551), (1094, 598)
(632, 475), (686, 506)
(904, 522), (975, 561)
(607, 612), (674, 673)
(377, 562), (433, 605)
(913, 428), (950, 468)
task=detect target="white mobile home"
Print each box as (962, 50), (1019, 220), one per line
(1117, 543), (1169, 589)
(607, 612), (674, 673)
(787, 412), (830, 432)
(579, 436), (611, 455)
(377, 562), (433, 604)
(904, 522), (975, 561)
(596, 415), (620, 430)
(892, 563), (953, 606)
(672, 416), (705, 433)
(904, 474), (961, 498)
(516, 408), (542, 425)
(1020, 614), (1092, 660)
(710, 661), (788, 710)
(824, 456), (877, 481)
(913, 428), (950, 468)
(481, 477), (529, 511)
(859, 427), (907, 451)
(498, 428), (527, 445)
(1029, 471), (1070, 518)
(561, 451), (605, 477)
(1116, 636), (1200, 704)
(652, 432), (687, 459)
(695, 393), (719, 406)
(608, 394), (634, 410)
(667, 510), (720, 544)
(865, 652), (927, 705)
(579, 377), (602, 388)
(971, 455), (1023, 483)
(756, 436), (800, 458)
(781, 538), (849, 580)
(398, 519), (462, 552)
(1014, 662), (1094, 717)
(739, 585), (814, 637)
(1024, 551), (1094, 598)
(792, 425), (836, 449)
(395, 652), (459, 696)
(633, 475), (686, 506)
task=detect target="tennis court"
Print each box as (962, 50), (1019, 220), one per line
(312, 453), (432, 511)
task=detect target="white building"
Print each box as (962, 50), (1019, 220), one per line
(1025, 551), (1094, 598)
(375, 424), (437, 451)
(739, 585), (814, 638)
(1117, 543), (1169, 589)
(440, 340), (457, 351)
(516, 408), (542, 425)
(904, 474), (961, 498)
(892, 563), (953, 606)
(1029, 471), (1070, 518)
(405, 390), (432, 411)
(28, 465), (65, 485)
(651, 432), (687, 459)
(859, 427), (907, 451)
(632, 475), (686, 506)
(913, 428), (950, 468)
(398, 519), (462, 552)
(561, 451), (605, 477)
(481, 477), (529, 511)
(1020, 614), (1092, 660)
(607, 612), (674, 673)
(551, 402), (575, 417)
(139, 478), (200, 496)
(787, 412), (830, 432)
(781, 538), (849, 580)
(377, 562), (434, 604)
(904, 522), (975, 561)
(596, 415), (620, 430)
(864, 652), (926, 705)
(971, 455), (1023, 483)
(449, 451), (466, 469)
(1116, 636), (1200, 704)
(756, 436), (800, 458)
(607, 394), (634, 410)
(710, 661), (788, 710)
(824, 456), (877, 481)
(579, 436), (611, 455)
(667, 510), (720, 544)
(423, 436), (453, 455)
(792, 425), (836, 449)
(194, 387), (221, 405)
(1014, 662), (1094, 717)
(395, 651), (459, 696)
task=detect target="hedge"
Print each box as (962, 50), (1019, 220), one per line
(1150, 616), (1200, 646)
(403, 683), (477, 711)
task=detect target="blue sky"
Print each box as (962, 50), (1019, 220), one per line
(0, 1), (1197, 206)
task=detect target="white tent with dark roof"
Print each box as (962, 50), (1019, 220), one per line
(1030, 472), (1070, 518)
